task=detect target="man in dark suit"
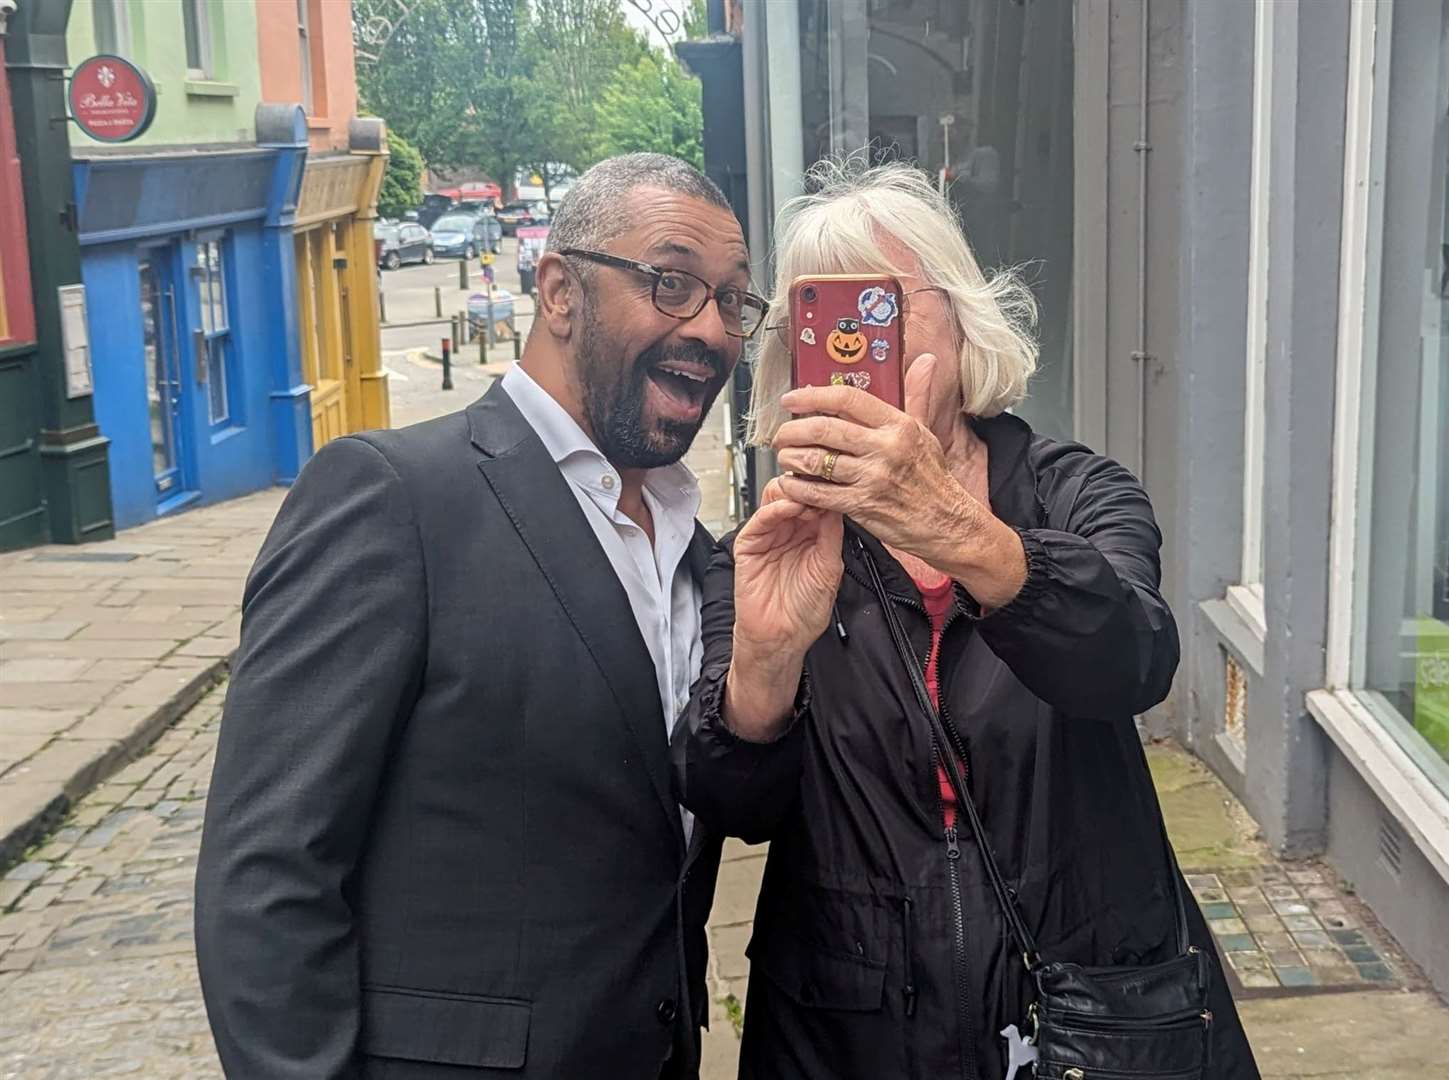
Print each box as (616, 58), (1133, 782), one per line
(194, 153), (768, 1078)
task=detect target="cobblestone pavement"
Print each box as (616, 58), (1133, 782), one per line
(0, 684), (223, 1078)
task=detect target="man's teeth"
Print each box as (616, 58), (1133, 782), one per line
(657, 366), (709, 383)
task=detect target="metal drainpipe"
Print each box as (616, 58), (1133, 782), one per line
(1132, 0), (1153, 479)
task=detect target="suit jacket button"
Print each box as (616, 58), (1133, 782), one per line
(656, 997), (678, 1025)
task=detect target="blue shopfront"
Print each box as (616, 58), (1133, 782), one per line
(71, 108), (312, 529)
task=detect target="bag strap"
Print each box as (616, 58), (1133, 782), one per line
(855, 537), (1192, 969)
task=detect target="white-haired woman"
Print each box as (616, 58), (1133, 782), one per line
(672, 162), (1258, 1079)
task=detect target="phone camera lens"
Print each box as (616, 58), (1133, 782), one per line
(801, 286), (817, 303)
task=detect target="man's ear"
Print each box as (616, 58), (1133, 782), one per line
(535, 253), (577, 340)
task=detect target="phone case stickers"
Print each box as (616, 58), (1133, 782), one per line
(792, 278), (904, 409)
(858, 286), (899, 326)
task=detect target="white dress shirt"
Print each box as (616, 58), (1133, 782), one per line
(501, 364), (703, 838)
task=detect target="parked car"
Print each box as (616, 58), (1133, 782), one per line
(497, 201), (551, 236)
(415, 193), (457, 230)
(457, 203), (505, 252)
(429, 212), (500, 260)
(374, 221), (434, 270)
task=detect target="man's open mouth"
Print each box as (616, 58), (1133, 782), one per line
(647, 359), (715, 411)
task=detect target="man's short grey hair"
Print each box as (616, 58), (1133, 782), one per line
(546, 153), (732, 256)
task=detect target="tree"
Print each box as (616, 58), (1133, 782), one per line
(377, 129), (425, 219)
(592, 51), (703, 169)
(683, 0), (708, 39)
(517, 0), (650, 192)
(355, 0), (535, 189)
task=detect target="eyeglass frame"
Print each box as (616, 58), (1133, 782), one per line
(555, 247), (769, 339)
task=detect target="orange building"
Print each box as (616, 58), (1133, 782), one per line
(256, 0), (389, 448)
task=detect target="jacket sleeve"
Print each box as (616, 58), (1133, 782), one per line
(194, 436), (427, 1080)
(971, 454), (1179, 717)
(670, 538), (809, 844)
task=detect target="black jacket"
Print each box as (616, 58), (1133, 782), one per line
(673, 413), (1258, 1080)
(196, 382), (721, 1079)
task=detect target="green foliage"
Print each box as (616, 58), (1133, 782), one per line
(378, 129), (425, 219)
(356, 0), (706, 196)
(683, 0), (709, 40)
(592, 51), (703, 169)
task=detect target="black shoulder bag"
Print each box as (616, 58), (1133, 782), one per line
(859, 539), (1214, 1080)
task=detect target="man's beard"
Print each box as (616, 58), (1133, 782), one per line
(574, 301), (729, 469)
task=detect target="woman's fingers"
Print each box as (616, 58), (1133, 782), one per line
(781, 384), (899, 427)
(903, 352), (940, 428)
(775, 446), (858, 485)
(772, 415), (877, 456)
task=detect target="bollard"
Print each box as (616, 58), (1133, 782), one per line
(434, 285), (442, 319)
(441, 338), (453, 390)
(479, 313), (489, 365)
(451, 314), (460, 351)
(512, 322), (521, 362)
(458, 260), (469, 290)
(378, 290), (387, 324)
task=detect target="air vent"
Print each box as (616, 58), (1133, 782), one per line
(1378, 814), (1404, 879)
(1223, 652), (1247, 748)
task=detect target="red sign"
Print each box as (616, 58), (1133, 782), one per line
(69, 55), (156, 144)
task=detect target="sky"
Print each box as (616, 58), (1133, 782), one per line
(619, 0), (686, 50)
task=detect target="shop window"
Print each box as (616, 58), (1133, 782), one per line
(1327, 1), (1449, 800)
(93, 0), (131, 57)
(798, 0), (1075, 438)
(182, 0), (212, 78)
(195, 238), (234, 425)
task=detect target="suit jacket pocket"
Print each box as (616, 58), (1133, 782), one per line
(361, 985), (532, 1069)
(747, 927), (886, 1012)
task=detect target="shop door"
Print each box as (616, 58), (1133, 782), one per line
(302, 228), (345, 448)
(139, 252), (188, 500)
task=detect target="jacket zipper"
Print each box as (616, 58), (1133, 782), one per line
(853, 541), (978, 1078)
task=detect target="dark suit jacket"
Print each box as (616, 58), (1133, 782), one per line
(194, 381), (723, 1078)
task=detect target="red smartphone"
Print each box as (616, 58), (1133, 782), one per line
(788, 274), (906, 410)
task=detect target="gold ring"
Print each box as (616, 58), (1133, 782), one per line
(820, 450), (839, 483)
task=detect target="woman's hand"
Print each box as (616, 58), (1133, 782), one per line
(725, 481), (843, 741)
(772, 354), (1027, 610)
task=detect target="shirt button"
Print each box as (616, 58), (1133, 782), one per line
(656, 997), (677, 1025)
(601, 474), (615, 490)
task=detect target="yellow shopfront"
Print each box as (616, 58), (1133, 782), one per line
(293, 127), (390, 449)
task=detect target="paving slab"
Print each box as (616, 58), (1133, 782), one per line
(0, 489), (282, 871)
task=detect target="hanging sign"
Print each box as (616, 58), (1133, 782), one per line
(69, 55), (157, 144)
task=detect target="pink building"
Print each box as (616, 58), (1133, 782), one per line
(256, 0), (359, 152)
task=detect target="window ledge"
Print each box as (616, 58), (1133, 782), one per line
(1306, 688), (1449, 886)
(1225, 583), (1267, 643)
(1200, 596), (1266, 676)
(185, 80), (240, 99)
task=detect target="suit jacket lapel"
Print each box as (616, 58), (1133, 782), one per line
(469, 382), (684, 849)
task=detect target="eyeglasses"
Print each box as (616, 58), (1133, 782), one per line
(557, 247), (769, 339)
(764, 285), (946, 341)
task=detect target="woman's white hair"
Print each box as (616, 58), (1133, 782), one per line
(746, 158), (1039, 446)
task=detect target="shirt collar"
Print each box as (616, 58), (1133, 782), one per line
(500, 363), (702, 518)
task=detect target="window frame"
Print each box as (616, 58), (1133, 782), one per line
(1316, 0), (1449, 881)
(297, 0), (314, 114)
(193, 234), (235, 427)
(93, 0), (132, 57)
(1227, 0), (1276, 642)
(182, 0), (213, 79)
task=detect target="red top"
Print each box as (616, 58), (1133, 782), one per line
(915, 574), (962, 829)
